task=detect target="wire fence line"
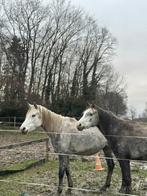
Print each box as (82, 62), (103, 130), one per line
(0, 138), (48, 150)
(1, 129), (147, 140)
(1, 148), (147, 164)
(1, 128), (147, 162)
(0, 179), (138, 196)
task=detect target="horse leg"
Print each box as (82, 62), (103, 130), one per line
(118, 160), (132, 194)
(65, 156), (73, 189)
(58, 155), (73, 194)
(64, 156), (73, 193)
(100, 145), (115, 192)
(58, 155), (66, 194)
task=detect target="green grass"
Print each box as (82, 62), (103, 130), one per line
(0, 160), (58, 196)
(0, 159), (39, 171)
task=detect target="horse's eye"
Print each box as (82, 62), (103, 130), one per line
(89, 113), (93, 116)
(32, 114), (36, 118)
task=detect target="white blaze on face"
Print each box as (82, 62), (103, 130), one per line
(78, 108), (99, 130)
(20, 104), (42, 134)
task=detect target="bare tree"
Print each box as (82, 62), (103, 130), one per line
(142, 103), (147, 118)
(129, 106), (137, 120)
(0, 0), (127, 116)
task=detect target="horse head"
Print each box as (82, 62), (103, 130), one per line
(77, 104), (99, 130)
(20, 103), (42, 134)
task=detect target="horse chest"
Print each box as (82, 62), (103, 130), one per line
(107, 136), (129, 157)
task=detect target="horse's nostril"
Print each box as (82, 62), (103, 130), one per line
(22, 127), (26, 131)
(21, 127), (28, 134)
(77, 123), (83, 131)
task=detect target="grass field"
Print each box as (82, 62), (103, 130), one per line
(0, 158), (119, 196)
(0, 128), (147, 196)
(1, 159), (147, 196)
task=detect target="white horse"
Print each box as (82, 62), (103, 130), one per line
(20, 104), (107, 193)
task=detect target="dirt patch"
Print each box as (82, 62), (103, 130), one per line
(0, 143), (47, 167)
(0, 129), (48, 167)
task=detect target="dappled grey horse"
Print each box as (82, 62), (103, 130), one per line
(77, 104), (147, 194)
(20, 104), (107, 193)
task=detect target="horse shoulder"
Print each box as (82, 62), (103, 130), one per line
(61, 117), (78, 131)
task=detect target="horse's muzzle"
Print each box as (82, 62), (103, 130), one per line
(77, 123), (84, 131)
(20, 127), (28, 135)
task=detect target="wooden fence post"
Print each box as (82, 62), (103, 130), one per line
(45, 139), (50, 161)
(14, 116), (16, 128)
(8, 117), (10, 127)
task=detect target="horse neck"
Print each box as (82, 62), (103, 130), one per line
(40, 106), (63, 133)
(98, 107), (116, 135)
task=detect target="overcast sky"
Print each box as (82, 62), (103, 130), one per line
(72, 0), (147, 115)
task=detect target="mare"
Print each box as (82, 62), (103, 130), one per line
(77, 104), (147, 194)
(20, 104), (107, 193)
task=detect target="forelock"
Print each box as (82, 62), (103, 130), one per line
(26, 106), (37, 116)
(84, 107), (96, 115)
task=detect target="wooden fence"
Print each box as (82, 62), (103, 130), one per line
(0, 116), (24, 128)
(0, 137), (50, 161)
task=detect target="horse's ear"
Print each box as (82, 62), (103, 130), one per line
(27, 102), (32, 109)
(86, 102), (91, 108)
(34, 103), (38, 109)
(87, 103), (96, 108)
(91, 103), (96, 109)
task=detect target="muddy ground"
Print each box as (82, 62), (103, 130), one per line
(0, 129), (147, 196)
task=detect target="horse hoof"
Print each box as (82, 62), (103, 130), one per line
(99, 185), (109, 192)
(66, 183), (73, 194)
(68, 180), (73, 188)
(119, 186), (132, 194)
(58, 186), (63, 194)
(66, 188), (72, 195)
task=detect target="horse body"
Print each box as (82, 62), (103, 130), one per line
(49, 126), (107, 155)
(98, 108), (147, 160)
(35, 105), (107, 155)
(78, 105), (147, 194)
(20, 104), (107, 193)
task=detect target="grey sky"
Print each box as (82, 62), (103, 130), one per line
(72, 0), (147, 115)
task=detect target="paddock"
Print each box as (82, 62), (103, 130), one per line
(0, 127), (147, 196)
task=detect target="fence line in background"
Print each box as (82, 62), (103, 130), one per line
(0, 117), (24, 128)
(0, 115), (147, 129)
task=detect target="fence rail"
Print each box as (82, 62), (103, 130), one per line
(0, 137), (50, 161)
(0, 116), (24, 127)
(0, 138), (48, 150)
